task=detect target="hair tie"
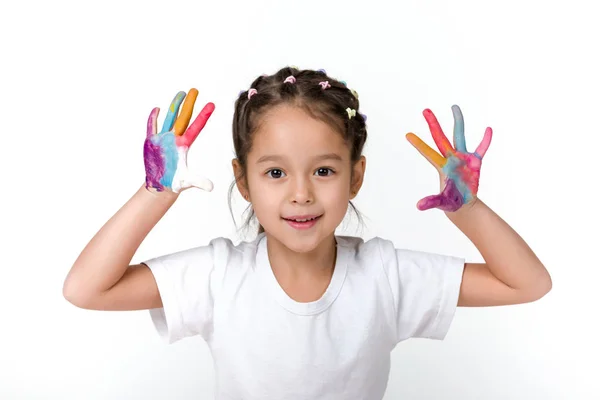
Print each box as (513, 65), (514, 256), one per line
(346, 108), (356, 119)
(284, 75), (296, 84)
(248, 88), (257, 99)
(319, 81), (331, 89)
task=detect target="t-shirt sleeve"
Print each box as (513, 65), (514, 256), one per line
(142, 237), (232, 344)
(377, 237), (465, 342)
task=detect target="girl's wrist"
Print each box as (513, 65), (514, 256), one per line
(445, 196), (481, 219)
(140, 183), (180, 202)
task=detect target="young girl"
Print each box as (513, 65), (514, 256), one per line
(64, 66), (552, 399)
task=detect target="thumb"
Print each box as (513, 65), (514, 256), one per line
(181, 172), (214, 192)
(416, 193), (445, 211)
(417, 186), (464, 212)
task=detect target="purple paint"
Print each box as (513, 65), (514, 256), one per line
(144, 139), (165, 191)
(417, 178), (464, 212)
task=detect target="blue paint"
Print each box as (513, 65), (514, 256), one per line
(442, 155), (473, 203)
(156, 133), (178, 187)
(452, 105), (467, 153)
(161, 91), (186, 134)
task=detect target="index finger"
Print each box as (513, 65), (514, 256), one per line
(174, 88), (199, 136)
(406, 132), (446, 169)
(179, 102), (216, 148)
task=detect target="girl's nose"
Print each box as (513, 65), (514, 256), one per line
(290, 178), (314, 204)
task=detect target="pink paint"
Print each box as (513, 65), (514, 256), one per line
(413, 105), (493, 212)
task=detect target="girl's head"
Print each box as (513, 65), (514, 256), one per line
(229, 66), (368, 252)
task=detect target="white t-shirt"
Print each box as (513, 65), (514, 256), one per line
(143, 233), (464, 400)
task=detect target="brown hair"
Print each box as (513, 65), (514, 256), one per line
(228, 66), (368, 234)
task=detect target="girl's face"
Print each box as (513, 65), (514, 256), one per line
(239, 104), (365, 253)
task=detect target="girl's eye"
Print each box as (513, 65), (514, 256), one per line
(267, 169), (285, 179)
(315, 168), (335, 177)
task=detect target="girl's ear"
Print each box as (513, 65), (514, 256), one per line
(232, 159), (250, 201)
(350, 156), (366, 199)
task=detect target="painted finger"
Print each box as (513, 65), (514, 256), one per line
(416, 194), (444, 211)
(474, 127), (493, 159)
(452, 105), (467, 153)
(406, 133), (446, 169)
(423, 108), (454, 157)
(147, 107), (159, 138)
(180, 102), (216, 148)
(174, 88), (199, 136)
(185, 172), (214, 192)
(417, 181), (463, 212)
(161, 91), (186, 133)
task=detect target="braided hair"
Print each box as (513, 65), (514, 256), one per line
(228, 66), (368, 234)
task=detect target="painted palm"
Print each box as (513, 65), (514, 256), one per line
(144, 89), (215, 193)
(406, 105), (492, 212)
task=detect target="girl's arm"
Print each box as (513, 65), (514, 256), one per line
(405, 105), (551, 307)
(63, 89), (215, 311)
(446, 199), (552, 307)
(62, 185), (178, 310)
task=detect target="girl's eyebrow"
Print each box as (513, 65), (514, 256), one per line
(256, 153), (344, 164)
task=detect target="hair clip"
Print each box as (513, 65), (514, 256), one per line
(350, 89), (359, 99)
(359, 112), (367, 122)
(284, 75), (296, 84)
(317, 69), (326, 74)
(346, 108), (356, 119)
(319, 81), (331, 89)
(248, 88), (258, 99)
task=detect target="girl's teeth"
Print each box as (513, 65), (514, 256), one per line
(295, 217), (316, 222)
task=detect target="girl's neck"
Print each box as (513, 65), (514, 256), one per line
(265, 233), (337, 280)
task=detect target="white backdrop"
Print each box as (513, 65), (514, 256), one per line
(1, 0), (598, 399)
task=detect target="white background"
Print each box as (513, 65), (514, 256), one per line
(1, 0), (598, 398)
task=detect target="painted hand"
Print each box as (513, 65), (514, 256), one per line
(406, 105), (492, 212)
(144, 89), (215, 193)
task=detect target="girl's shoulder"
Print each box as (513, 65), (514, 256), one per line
(336, 234), (463, 269)
(335, 234), (390, 254)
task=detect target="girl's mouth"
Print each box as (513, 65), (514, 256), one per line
(283, 215), (322, 230)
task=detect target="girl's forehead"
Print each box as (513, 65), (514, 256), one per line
(251, 105), (347, 155)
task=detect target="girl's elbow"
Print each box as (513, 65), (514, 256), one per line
(531, 266), (552, 300)
(62, 275), (93, 308)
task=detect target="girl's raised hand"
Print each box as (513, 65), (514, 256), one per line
(144, 89), (215, 193)
(406, 105), (492, 212)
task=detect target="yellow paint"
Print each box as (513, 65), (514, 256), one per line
(174, 88), (199, 136)
(406, 133), (446, 168)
